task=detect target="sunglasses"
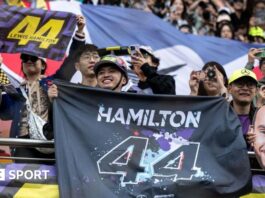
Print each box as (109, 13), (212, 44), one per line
(21, 54), (39, 63)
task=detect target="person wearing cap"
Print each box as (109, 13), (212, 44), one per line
(248, 26), (265, 44)
(94, 55), (128, 92)
(228, 68), (258, 148)
(0, 52), (55, 163)
(0, 15), (88, 164)
(130, 46), (175, 95)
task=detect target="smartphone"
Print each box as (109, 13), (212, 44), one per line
(129, 45), (140, 56)
(130, 46), (136, 56)
(256, 48), (265, 58)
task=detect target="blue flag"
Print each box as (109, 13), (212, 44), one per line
(49, 1), (263, 94)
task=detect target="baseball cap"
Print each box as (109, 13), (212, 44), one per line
(20, 53), (47, 63)
(139, 45), (160, 64)
(228, 68), (257, 85)
(139, 46), (155, 56)
(248, 26), (265, 39)
(94, 55), (128, 82)
(217, 13), (231, 23)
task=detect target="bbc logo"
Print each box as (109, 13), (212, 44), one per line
(0, 169), (5, 181)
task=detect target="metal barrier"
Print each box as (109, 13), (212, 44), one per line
(0, 138), (263, 172)
(0, 138), (54, 148)
(0, 138), (55, 162)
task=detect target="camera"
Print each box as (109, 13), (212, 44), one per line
(206, 67), (216, 80)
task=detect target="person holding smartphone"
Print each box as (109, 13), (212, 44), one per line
(245, 48), (265, 79)
(245, 48), (265, 108)
(130, 45), (175, 95)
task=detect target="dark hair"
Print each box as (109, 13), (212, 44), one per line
(215, 21), (235, 39)
(73, 44), (98, 62)
(198, 61), (228, 96)
(255, 0), (265, 7)
(179, 24), (193, 33)
(170, 0), (187, 20)
(40, 59), (47, 75)
(139, 49), (160, 66)
(218, 9), (230, 16)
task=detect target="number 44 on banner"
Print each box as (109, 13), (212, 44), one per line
(97, 136), (200, 186)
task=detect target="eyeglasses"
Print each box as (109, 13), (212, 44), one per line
(21, 55), (39, 63)
(233, 80), (257, 89)
(80, 54), (100, 61)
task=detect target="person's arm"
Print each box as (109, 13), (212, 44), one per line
(131, 49), (175, 95)
(189, 71), (200, 96)
(189, 0), (200, 11)
(53, 15), (86, 80)
(245, 48), (263, 70)
(69, 15), (86, 54)
(211, 0), (227, 10)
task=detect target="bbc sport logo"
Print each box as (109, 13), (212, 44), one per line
(0, 169), (5, 181)
(0, 168), (49, 181)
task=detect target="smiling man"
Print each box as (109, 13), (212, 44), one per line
(228, 68), (258, 148)
(94, 55), (128, 92)
(253, 106), (265, 169)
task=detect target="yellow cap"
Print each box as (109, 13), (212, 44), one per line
(228, 68), (257, 85)
(248, 26), (265, 39)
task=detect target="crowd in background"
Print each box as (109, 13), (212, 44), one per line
(80, 0), (265, 43)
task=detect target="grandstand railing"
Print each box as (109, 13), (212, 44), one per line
(0, 138), (54, 162)
(0, 138), (263, 172)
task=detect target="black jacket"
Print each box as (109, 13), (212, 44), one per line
(138, 63), (176, 95)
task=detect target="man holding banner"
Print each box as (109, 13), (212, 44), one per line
(94, 55), (129, 92)
(53, 80), (252, 198)
(0, 5), (84, 163)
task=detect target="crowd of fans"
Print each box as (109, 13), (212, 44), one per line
(82, 0), (265, 43)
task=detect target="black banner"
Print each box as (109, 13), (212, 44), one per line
(54, 81), (251, 198)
